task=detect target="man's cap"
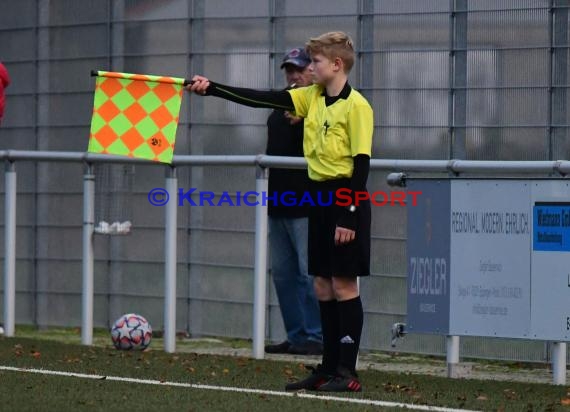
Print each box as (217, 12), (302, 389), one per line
(280, 48), (311, 69)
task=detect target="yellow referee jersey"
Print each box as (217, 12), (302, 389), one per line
(288, 83), (374, 182)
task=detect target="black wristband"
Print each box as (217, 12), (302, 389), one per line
(336, 207), (357, 231)
(204, 81), (217, 96)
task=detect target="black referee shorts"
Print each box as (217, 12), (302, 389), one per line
(308, 178), (371, 278)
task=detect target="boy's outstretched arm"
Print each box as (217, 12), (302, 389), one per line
(187, 75), (295, 111)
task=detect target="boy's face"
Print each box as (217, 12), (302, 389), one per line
(308, 53), (342, 85)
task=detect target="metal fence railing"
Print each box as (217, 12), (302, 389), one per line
(2, 151), (570, 371)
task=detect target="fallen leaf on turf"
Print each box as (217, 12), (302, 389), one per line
(476, 395), (488, 401)
(13, 344), (23, 357)
(503, 389), (517, 400)
(223, 369), (229, 374)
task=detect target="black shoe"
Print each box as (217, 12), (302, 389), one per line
(288, 341), (323, 356)
(317, 368), (362, 392)
(285, 364), (333, 391)
(265, 341), (291, 354)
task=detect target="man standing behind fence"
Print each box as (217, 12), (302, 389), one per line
(264, 48), (323, 356)
(0, 62), (10, 125)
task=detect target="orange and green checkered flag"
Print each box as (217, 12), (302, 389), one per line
(88, 70), (191, 164)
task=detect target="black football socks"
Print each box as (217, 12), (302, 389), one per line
(337, 296), (363, 375)
(318, 299), (340, 374)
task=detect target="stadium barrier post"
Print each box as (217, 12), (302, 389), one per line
(355, 277), (360, 368)
(446, 335), (460, 378)
(164, 166), (178, 353)
(81, 163), (95, 345)
(3, 160), (16, 337)
(252, 164), (269, 359)
(552, 341), (567, 385)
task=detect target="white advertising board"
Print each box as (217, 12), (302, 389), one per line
(530, 181), (570, 340)
(408, 179), (570, 341)
(449, 181), (532, 337)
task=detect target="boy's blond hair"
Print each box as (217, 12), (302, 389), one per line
(305, 31), (355, 73)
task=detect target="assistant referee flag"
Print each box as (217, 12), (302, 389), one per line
(88, 70), (189, 164)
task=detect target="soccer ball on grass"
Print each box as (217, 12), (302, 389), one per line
(111, 313), (152, 350)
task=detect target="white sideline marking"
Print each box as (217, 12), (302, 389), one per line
(0, 365), (480, 412)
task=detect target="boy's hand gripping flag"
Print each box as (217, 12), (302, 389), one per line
(88, 71), (191, 164)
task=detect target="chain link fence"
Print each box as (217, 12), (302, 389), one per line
(0, 0), (568, 362)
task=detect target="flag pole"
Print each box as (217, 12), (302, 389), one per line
(90, 70), (193, 86)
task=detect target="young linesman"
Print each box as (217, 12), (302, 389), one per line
(188, 31), (373, 392)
